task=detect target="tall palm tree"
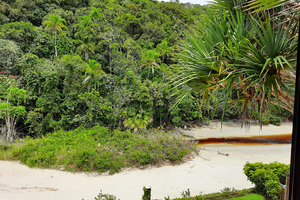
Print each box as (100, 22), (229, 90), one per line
(76, 34), (95, 61)
(139, 49), (161, 78)
(75, 15), (99, 39)
(89, 7), (105, 22)
(157, 39), (174, 63)
(42, 14), (68, 57)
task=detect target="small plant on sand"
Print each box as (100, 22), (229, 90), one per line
(85, 190), (119, 200)
(181, 189), (191, 198)
(142, 187), (151, 200)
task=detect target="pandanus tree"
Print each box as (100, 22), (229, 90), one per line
(171, 3), (298, 122)
(243, 1), (300, 199)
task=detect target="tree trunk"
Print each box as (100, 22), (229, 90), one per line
(5, 115), (16, 143)
(55, 30), (57, 57)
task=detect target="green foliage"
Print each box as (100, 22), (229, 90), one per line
(0, 84), (27, 142)
(0, 39), (21, 74)
(171, 3), (296, 123)
(92, 190), (119, 200)
(261, 115), (282, 126)
(0, 102), (26, 118)
(0, 22), (39, 52)
(181, 189), (191, 198)
(243, 162), (289, 199)
(0, 0), (292, 141)
(142, 187), (151, 200)
(227, 194), (265, 200)
(42, 14), (68, 57)
(0, 126), (196, 173)
(220, 187), (236, 198)
(169, 188), (255, 200)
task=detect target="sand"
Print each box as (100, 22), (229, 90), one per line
(0, 122), (293, 200)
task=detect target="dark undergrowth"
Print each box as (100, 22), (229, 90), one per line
(0, 126), (196, 174)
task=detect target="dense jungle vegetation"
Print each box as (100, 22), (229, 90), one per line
(0, 0), (297, 143)
(0, 0), (206, 171)
(0, 0), (210, 141)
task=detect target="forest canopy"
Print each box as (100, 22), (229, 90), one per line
(0, 0), (297, 141)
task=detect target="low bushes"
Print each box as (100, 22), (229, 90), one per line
(243, 162), (289, 200)
(0, 126), (196, 174)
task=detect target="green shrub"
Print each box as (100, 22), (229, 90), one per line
(220, 187), (236, 198)
(269, 116), (282, 126)
(243, 162), (289, 199)
(260, 115), (282, 126)
(172, 116), (183, 127)
(142, 187), (151, 200)
(181, 189), (191, 198)
(0, 126), (196, 174)
(92, 190), (119, 200)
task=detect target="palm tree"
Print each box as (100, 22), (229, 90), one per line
(89, 7), (105, 22)
(75, 15), (99, 40)
(139, 49), (161, 78)
(76, 34), (95, 61)
(42, 14), (68, 57)
(157, 39), (174, 63)
(83, 59), (105, 90)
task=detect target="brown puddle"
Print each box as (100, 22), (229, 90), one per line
(196, 134), (292, 146)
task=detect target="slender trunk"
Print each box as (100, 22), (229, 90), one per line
(85, 52), (88, 61)
(153, 99), (156, 127)
(5, 115), (15, 143)
(109, 45), (112, 74)
(160, 115), (162, 126)
(6, 116), (10, 141)
(148, 66), (150, 78)
(55, 30), (57, 57)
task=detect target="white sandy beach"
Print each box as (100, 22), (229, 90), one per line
(0, 122), (293, 200)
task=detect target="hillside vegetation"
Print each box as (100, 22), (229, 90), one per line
(0, 0), (295, 142)
(0, 0), (211, 140)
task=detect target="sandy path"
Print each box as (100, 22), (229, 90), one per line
(0, 122), (292, 200)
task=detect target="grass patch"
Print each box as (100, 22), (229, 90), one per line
(0, 126), (196, 174)
(167, 188), (264, 200)
(227, 194), (265, 200)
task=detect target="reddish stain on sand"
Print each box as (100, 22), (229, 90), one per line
(196, 134), (292, 146)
